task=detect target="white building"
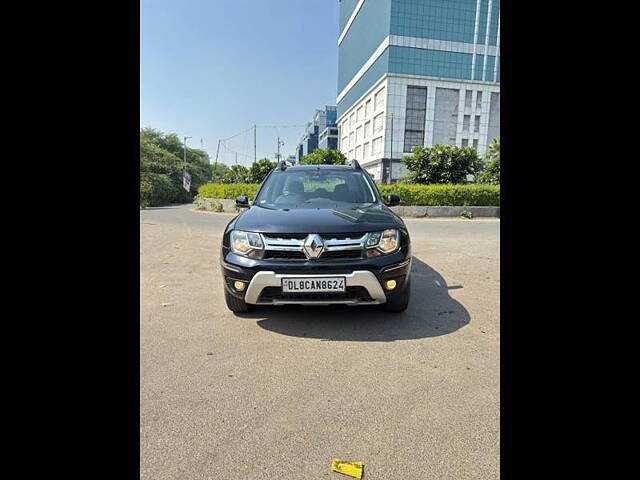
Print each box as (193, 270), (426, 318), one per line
(336, 0), (500, 183)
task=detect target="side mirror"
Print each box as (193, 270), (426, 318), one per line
(385, 194), (400, 207)
(235, 195), (250, 208)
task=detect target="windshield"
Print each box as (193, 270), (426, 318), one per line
(254, 169), (377, 208)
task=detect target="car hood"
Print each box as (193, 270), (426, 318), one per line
(234, 204), (403, 234)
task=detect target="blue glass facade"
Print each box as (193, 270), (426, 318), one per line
(338, 48), (390, 118)
(390, 0), (477, 43)
(338, 0), (391, 94)
(389, 46), (473, 80)
(337, 0), (500, 119)
(488, 0), (500, 46)
(339, 0), (362, 32)
(326, 109), (337, 126)
(296, 106), (338, 161)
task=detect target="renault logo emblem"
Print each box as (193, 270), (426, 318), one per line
(303, 234), (324, 259)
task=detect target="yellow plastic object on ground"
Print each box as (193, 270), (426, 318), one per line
(331, 459), (364, 479)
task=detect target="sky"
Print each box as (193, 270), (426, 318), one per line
(140, 0), (340, 166)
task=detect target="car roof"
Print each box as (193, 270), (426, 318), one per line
(276, 164), (353, 171)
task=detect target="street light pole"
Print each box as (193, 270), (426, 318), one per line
(213, 139), (221, 181)
(183, 136), (192, 172)
(276, 137), (285, 162)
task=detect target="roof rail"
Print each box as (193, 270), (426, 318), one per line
(278, 160), (288, 171)
(349, 159), (362, 170)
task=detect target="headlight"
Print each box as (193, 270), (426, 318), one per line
(366, 228), (399, 255)
(230, 230), (264, 258)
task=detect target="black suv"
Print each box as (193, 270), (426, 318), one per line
(220, 160), (411, 313)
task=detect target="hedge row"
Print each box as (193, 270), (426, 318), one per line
(197, 183), (261, 200)
(196, 183), (499, 206)
(377, 184), (499, 206)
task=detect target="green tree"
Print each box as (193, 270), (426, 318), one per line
(248, 158), (277, 183)
(476, 138), (500, 184)
(222, 164), (249, 184)
(140, 128), (213, 206)
(211, 162), (231, 182)
(300, 148), (347, 165)
(403, 144), (481, 184)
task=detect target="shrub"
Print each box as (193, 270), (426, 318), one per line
(198, 183), (500, 206)
(222, 165), (250, 184)
(476, 138), (500, 184)
(248, 158), (277, 183)
(140, 179), (152, 208)
(377, 184), (499, 206)
(197, 183), (260, 200)
(300, 148), (347, 165)
(403, 144), (482, 184)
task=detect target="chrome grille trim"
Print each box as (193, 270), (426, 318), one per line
(261, 233), (368, 256)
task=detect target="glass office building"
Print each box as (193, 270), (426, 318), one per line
(336, 0), (500, 182)
(296, 106), (338, 162)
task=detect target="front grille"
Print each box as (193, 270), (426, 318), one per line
(262, 250), (361, 261)
(258, 286), (373, 303)
(263, 250), (306, 260)
(320, 233), (366, 241)
(261, 232), (367, 261)
(322, 250), (362, 259)
(262, 233), (307, 240)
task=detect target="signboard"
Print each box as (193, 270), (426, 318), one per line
(182, 170), (192, 192)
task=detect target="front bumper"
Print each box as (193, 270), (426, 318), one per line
(221, 250), (411, 306)
(244, 270), (387, 305)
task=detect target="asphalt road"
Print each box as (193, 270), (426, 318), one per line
(140, 204), (500, 479)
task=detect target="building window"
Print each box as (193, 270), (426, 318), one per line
(465, 90), (472, 109)
(463, 115), (470, 132)
(348, 149), (354, 159)
(349, 132), (354, 148)
(372, 136), (382, 155)
(461, 138), (469, 147)
(349, 113), (354, 129)
(476, 91), (483, 110)
(355, 125), (362, 143)
(341, 136), (348, 149)
(373, 113), (384, 134)
(473, 139), (478, 150)
(364, 121), (371, 139)
(363, 142), (370, 159)
(356, 106), (362, 122)
(474, 115), (480, 133)
(365, 99), (371, 118)
(403, 86), (427, 153)
(355, 145), (361, 160)
(374, 87), (385, 111)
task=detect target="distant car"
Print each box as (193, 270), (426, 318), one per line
(220, 160), (411, 312)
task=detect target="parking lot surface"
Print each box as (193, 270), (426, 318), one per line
(140, 204), (499, 479)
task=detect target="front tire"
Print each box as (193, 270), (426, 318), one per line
(384, 277), (410, 313)
(224, 289), (252, 313)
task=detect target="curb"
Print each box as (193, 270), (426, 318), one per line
(389, 206), (499, 217)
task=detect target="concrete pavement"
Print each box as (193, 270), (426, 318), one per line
(140, 204), (500, 479)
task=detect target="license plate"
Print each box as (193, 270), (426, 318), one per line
(281, 277), (346, 293)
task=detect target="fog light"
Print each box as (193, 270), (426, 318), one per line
(233, 281), (247, 292)
(384, 279), (397, 291)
